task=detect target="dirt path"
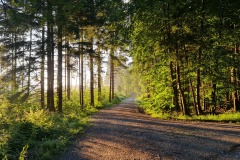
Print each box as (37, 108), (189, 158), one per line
(60, 98), (240, 160)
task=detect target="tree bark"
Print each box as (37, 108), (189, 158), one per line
(109, 48), (114, 102)
(80, 30), (84, 107)
(97, 46), (102, 102)
(190, 79), (198, 115)
(27, 28), (32, 97)
(170, 61), (180, 111)
(66, 37), (71, 100)
(47, 0), (55, 112)
(211, 83), (217, 114)
(196, 48), (202, 115)
(90, 38), (94, 106)
(196, 0), (205, 115)
(57, 25), (63, 113)
(176, 61), (188, 115)
(41, 27), (45, 109)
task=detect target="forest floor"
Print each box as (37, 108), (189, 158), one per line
(60, 98), (240, 160)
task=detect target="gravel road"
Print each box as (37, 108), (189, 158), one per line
(60, 98), (240, 160)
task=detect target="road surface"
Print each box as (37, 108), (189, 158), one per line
(60, 98), (240, 160)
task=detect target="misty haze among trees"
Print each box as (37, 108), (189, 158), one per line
(0, 0), (240, 159)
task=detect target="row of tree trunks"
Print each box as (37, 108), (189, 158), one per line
(40, 23), (106, 111)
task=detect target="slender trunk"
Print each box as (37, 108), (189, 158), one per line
(90, 38), (94, 106)
(197, 0), (205, 115)
(12, 32), (17, 91)
(111, 55), (114, 100)
(51, 25), (55, 108)
(190, 79), (198, 115)
(236, 44), (240, 111)
(202, 82), (206, 111)
(196, 48), (202, 114)
(41, 27), (45, 109)
(109, 48), (114, 102)
(66, 38), (70, 100)
(109, 58), (112, 103)
(176, 61), (188, 115)
(170, 61), (180, 111)
(57, 25), (63, 113)
(84, 60), (87, 90)
(27, 28), (32, 97)
(65, 36), (67, 94)
(175, 43), (188, 115)
(47, 0), (55, 111)
(78, 43), (81, 107)
(97, 46), (102, 102)
(80, 31), (84, 107)
(21, 34), (25, 90)
(14, 32), (17, 90)
(211, 83), (217, 114)
(231, 66), (237, 111)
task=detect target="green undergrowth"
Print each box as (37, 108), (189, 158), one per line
(146, 108), (240, 123)
(0, 92), (125, 160)
(136, 98), (240, 123)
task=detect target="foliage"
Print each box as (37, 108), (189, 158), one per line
(149, 110), (240, 123)
(128, 0), (240, 115)
(0, 89), (123, 160)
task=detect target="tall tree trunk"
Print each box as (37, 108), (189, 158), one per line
(170, 61), (180, 111)
(41, 27), (45, 109)
(64, 36), (67, 94)
(196, 48), (202, 115)
(211, 83), (217, 114)
(57, 25), (63, 113)
(78, 43), (81, 107)
(90, 38), (94, 106)
(231, 66), (236, 112)
(190, 79), (198, 115)
(111, 54), (114, 100)
(236, 43), (240, 111)
(21, 34), (25, 90)
(47, 0), (55, 111)
(80, 30), (84, 107)
(176, 61), (188, 115)
(175, 43), (188, 115)
(231, 45), (238, 112)
(27, 28), (32, 97)
(12, 32), (17, 91)
(109, 48), (114, 102)
(66, 37), (70, 100)
(109, 55), (112, 102)
(196, 0), (205, 115)
(97, 46), (102, 102)
(202, 82), (206, 111)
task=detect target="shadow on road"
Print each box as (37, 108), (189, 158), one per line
(60, 99), (240, 160)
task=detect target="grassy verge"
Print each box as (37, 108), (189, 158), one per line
(145, 109), (240, 123)
(0, 95), (125, 160)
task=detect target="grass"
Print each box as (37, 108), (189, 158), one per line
(0, 108), (89, 160)
(0, 93), (125, 160)
(145, 108), (240, 123)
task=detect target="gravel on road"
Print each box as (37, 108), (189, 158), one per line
(60, 98), (240, 160)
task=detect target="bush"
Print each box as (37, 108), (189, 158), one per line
(0, 89), (125, 160)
